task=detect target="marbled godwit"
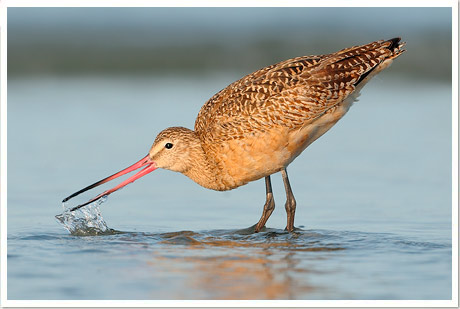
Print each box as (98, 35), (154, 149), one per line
(63, 38), (405, 232)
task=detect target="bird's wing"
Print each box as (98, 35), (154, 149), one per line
(195, 38), (405, 143)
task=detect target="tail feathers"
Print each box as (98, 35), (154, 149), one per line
(387, 37), (405, 53)
(352, 37), (405, 86)
(315, 37), (405, 86)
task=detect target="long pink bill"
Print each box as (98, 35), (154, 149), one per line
(63, 155), (157, 212)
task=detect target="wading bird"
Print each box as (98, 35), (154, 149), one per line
(63, 38), (405, 232)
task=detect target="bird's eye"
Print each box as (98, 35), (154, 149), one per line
(165, 143), (173, 149)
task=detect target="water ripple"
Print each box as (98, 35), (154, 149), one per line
(10, 226), (450, 254)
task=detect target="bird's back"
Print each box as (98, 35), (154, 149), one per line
(194, 38), (405, 143)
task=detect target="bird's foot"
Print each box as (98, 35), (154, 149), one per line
(254, 222), (266, 233)
(235, 224), (265, 234)
(284, 225), (296, 232)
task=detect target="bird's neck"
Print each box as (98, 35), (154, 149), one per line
(181, 136), (227, 191)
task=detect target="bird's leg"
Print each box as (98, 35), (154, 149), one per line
(254, 176), (275, 232)
(281, 168), (297, 232)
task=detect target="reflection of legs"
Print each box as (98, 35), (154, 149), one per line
(282, 168), (296, 232)
(255, 176), (275, 232)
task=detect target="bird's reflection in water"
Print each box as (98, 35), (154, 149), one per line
(145, 228), (345, 299)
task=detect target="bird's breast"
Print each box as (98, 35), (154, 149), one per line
(207, 128), (292, 189)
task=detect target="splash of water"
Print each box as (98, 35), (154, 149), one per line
(55, 196), (115, 236)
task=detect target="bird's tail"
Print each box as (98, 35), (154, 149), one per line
(385, 37), (407, 59)
(316, 37), (406, 88)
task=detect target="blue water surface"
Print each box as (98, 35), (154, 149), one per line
(7, 75), (452, 300)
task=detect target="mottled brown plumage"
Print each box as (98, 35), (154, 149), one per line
(195, 38), (404, 141)
(65, 38), (405, 232)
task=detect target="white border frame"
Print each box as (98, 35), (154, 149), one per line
(0, 1), (458, 308)
(0, 0), (458, 7)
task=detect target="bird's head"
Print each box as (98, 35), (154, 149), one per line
(148, 127), (201, 173)
(62, 126), (200, 211)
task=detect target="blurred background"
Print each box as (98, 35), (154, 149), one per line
(7, 7), (453, 300)
(8, 7), (451, 79)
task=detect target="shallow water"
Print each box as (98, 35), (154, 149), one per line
(7, 74), (452, 300)
(8, 227), (451, 300)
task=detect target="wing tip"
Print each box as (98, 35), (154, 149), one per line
(385, 37), (406, 55)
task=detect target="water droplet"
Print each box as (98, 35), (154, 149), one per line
(56, 197), (112, 236)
